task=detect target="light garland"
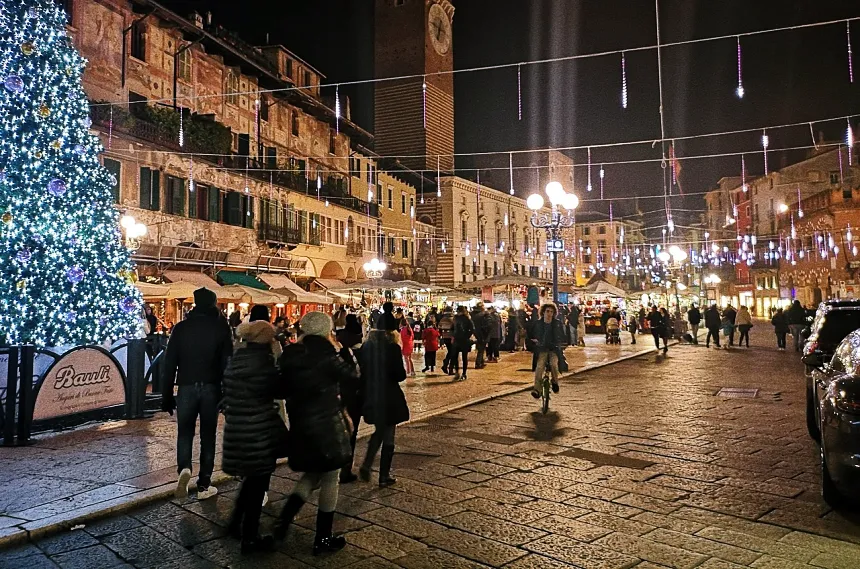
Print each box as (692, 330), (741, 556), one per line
(0, 0), (140, 346)
(736, 36), (745, 98)
(621, 52), (628, 109)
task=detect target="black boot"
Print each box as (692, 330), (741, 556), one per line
(313, 511), (346, 555)
(273, 493), (305, 540)
(379, 444), (397, 488)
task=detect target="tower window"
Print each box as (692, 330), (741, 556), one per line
(130, 20), (146, 61)
(177, 48), (192, 82)
(225, 70), (239, 105)
(291, 111), (299, 136)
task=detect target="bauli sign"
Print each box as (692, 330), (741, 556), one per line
(32, 347), (125, 421)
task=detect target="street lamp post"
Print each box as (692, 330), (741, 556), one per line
(119, 214), (147, 251)
(527, 181), (579, 303)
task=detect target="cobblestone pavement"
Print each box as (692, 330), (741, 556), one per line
(0, 334), (653, 545)
(6, 326), (860, 568)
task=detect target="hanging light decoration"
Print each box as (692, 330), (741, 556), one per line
(436, 155), (441, 197)
(509, 152), (514, 195)
(847, 119), (854, 165)
(621, 51), (628, 109)
(849, 20), (855, 84)
(334, 85), (341, 134)
(586, 147), (593, 192)
(741, 155), (747, 192)
(736, 36), (745, 98)
(599, 165), (605, 199)
(178, 106), (184, 147)
(422, 77), (427, 130)
(517, 63), (522, 120)
(762, 130), (769, 175)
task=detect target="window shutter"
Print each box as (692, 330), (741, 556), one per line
(139, 167), (151, 209)
(209, 187), (220, 222)
(151, 170), (160, 211)
(226, 192), (242, 226)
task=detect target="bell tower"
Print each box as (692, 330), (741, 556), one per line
(374, 0), (455, 173)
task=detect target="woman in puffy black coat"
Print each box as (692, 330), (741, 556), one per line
(222, 317), (282, 553)
(359, 316), (409, 487)
(274, 312), (356, 556)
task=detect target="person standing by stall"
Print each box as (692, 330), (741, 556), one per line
(471, 302), (489, 369)
(486, 306), (502, 362)
(421, 321), (440, 373)
(400, 317), (416, 377)
(451, 306), (475, 381)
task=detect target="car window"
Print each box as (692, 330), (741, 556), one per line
(815, 311), (860, 352)
(832, 339), (852, 372)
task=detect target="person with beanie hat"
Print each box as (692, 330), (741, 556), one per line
(274, 312), (356, 555)
(336, 314), (365, 484)
(161, 287), (233, 502)
(222, 318), (282, 553)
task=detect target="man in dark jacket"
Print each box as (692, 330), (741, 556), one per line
(530, 303), (565, 398)
(704, 304), (721, 348)
(162, 287), (233, 500)
(687, 305), (702, 344)
(471, 302), (489, 369)
(486, 306), (502, 362)
(647, 306), (667, 353)
(722, 304), (738, 346)
(785, 299), (807, 352)
(451, 306), (475, 381)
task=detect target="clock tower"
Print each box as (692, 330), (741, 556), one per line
(374, 0), (455, 173)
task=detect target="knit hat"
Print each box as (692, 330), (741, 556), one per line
(300, 311), (333, 338)
(249, 304), (270, 322)
(235, 320), (276, 344)
(193, 287), (217, 308)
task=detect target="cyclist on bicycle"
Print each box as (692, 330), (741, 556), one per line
(530, 303), (565, 399)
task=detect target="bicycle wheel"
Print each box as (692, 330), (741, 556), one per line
(541, 375), (550, 414)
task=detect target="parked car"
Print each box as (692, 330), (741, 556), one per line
(802, 330), (860, 506)
(803, 303), (860, 441)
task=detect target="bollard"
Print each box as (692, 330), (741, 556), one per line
(3, 347), (19, 446)
(16, 346), (34, 444)
(125, 339), (146, 419)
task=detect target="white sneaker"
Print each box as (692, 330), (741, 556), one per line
(262, 492), (269, 507)
(197, 485), (218, 500)
(175, 468), (192, 499)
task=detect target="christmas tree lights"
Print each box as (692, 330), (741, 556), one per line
(0, 0), (140, 346)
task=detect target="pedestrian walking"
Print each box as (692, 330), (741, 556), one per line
(516, 308), (528, 351)
(487, 306), (502, 362)
(335, 314), (365, 484)
(451, 306), (475, 381)
(687, 305), (701, 344)
(471, 303), (489, 369)
(567, 303), (581, 346)
(659, 308), (672, 352)
(274, 312), (355, 555)
(421, 322), (440, 372)
(530, 303), (565, 398)
(359, 316), (410, 487)
(162, 287), (233, 501)
(771, 307), (788, 350)
(577, 309), (586, 347)
(628, 313), (638, 344)
(735, 305), (753, 347)
(400, 317), (415, 376)
(785, 299), (807, 352)
(646, 306), (668, 353)
(438, 308), (454, 373)
(705, 304), (721, 348)
(222, 316), (283, 553)
(723, 304), (738, 347)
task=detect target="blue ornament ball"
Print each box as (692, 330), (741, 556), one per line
(32, 233), (44, 243)
(3, 75), (24, 94)
(81, 117), (92, 129)
(69, 237), (79, 247)
(73, 144), (85, 155)
(16, 248), (31, 264)
(0, 170), (6, 182)
(48, 178), (67, 196)
(66, 265), (84, 284)
(64, 311), (77, 323)
(120, 296), (138, 314)
(98, 316), (109, 327)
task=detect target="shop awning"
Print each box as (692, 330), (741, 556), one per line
(216, 271), (268, 290)
(220, 284), (292, 305)
(163, 270), (220, 289)
(585, 281), (627, 298)
(135, 282), (170, 298)
(312, 278), (347, 290)
(273, 278), (334, 305)
(456, 274), (551, 290)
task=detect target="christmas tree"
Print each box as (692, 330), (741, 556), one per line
(0, 0), (140, 347)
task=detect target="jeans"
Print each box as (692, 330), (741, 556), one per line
(362, 424), (396, 472)
(630, 331), (636, 344)
(441, 338), (453, 368)
(450, 347), (469, 374)
(706, 327), (720, 347)
(487, 338), (500, 360)
(789, 324), (804, 351)
(651, 330), (667, 349)
(533, 350), (559, 391)
(690, 324), (700, 343)
(234, 474), (271, 539)
(738, 325), (751, 347)
(293, 470), (340, 513)
(176, 383), (220, 488)
(776, 332), (787, 349)
(568, 324), (578, 346)
(728, 327), (736, 346)
(475, 341), (486, 367)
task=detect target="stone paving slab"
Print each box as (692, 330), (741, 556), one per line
(5, 325), (860, 568)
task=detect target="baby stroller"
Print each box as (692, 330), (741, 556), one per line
(605, 317), (621, 345)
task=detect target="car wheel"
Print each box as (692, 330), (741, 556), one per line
(821, 444), (842, 507)
(807, 386), (821, 442)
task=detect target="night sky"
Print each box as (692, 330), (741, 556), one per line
(164, 0), (859, 225)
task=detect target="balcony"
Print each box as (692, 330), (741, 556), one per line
(347, 241), (364, 257)
(259, 223), (301, 246)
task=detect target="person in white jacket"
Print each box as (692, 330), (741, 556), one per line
(735, 306), (754, 348)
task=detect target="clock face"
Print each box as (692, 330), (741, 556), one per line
(428, 4), (452, 55)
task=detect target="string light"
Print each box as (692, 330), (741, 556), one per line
(736, 36), (744, 98)
(436, 155), (441, 197)
(334, 85), (340, 134)
(847, 119), (854, 164)
(509, 152), (514, 195)
(178, 106), (184, 147)
(621, 51), (628, 109)
(422, 77), (427, 129)
(762, 130), (769, 175)
(586, 147), (592, 192)
(599, 165), (605, 199)
(849, 21), (855, 83)
(108, 105), (113, 149)
(517, 64), (522, 120)
(741, 155), (747, 192)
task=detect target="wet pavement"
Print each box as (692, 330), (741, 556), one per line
(0, 333), (655, 547)
(5, 325), (860, 568)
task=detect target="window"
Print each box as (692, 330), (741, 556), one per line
(402, 239), (409, 258)
(193, 185), (209, 220)
(472, 259), (478, 274)
(225, 70), (239, 105)
(410, 196), (415, 217)
(165, 175), (185, 216)
(139, 167), (160, 211)
(103, 158), (121, 203)
(387, 186), (393, 209)
(285, 58), (293, 78)
(395, 0), (405, 5)
(388, 236), (396, 255)
(188, 184), (198, 218)
(598, 225), (606, 234)
(844, 186), (853, 201)
(291, 111), (299, 136)
(401, 192), (407, 214)
(208, 187), (221, 221)
(366, 163), (373, 184)
(483, 260), (488, 275)
(461, 257), (466, 274)
(259, 96), (269, 122)
(177, 48), (192, 82)
(265, 146), (277, 169)
(461, 219), (468, 241)
(130, 20), (146, 61)
(329, 129), (336, 154)
(583, 226), (591, 236)
(829, 171), (841, 186)
(493, 261), (499, 275)
(303, 69), (311, 87)
(224, 192), (242, 226)
(478, 224), (486, 244)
